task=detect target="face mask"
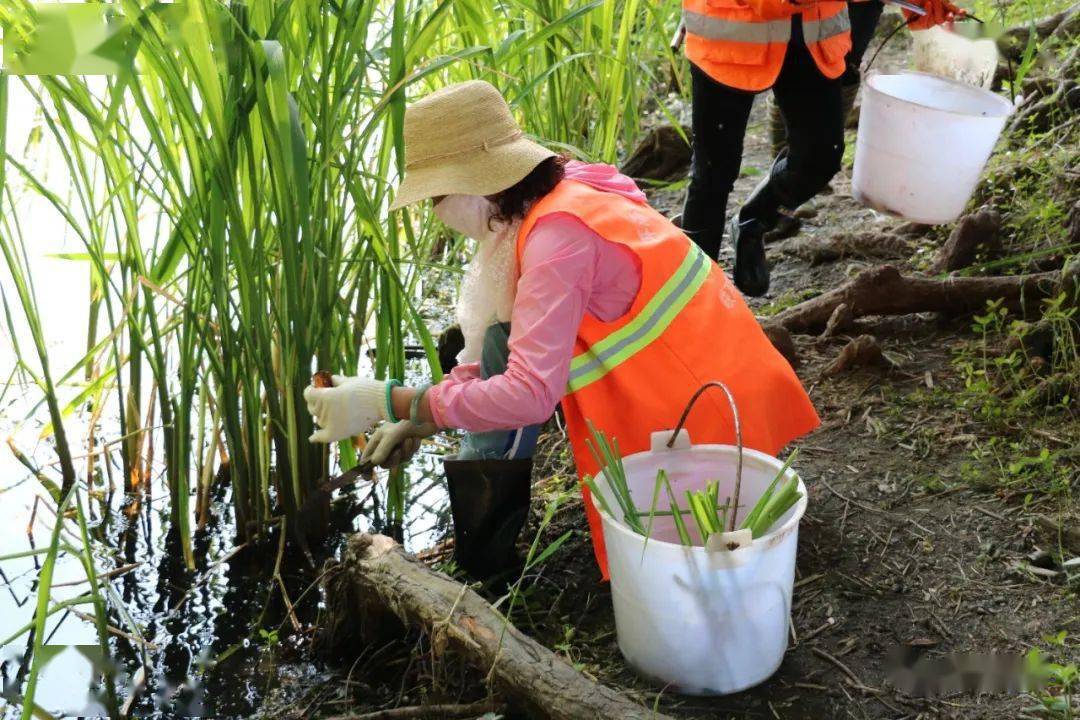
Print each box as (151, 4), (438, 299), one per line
(436, 195), (519, 365)
(433, 194), (500, 241)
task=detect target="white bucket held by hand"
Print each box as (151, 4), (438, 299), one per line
(852, 71), (1013, 225)
(591, 384), (807, 695)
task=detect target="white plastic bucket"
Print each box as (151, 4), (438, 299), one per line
(592, 429), (807, 695)
(852, 71), (1013, 225)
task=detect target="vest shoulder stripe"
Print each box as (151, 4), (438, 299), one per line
(568, 246), (710, 393)
(685, 6), (850, 45)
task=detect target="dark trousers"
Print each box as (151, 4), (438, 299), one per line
(681, 19), (845, 260)
(843, 1), (885, 86)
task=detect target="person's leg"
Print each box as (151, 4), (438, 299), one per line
(772, 2), (882, 154)
(681, 63), (756, 261)
(741, 26), (845, 228)
(455, 322), (540, 460)
(445, 322), (536, 580)
(729, 20), (844, 296)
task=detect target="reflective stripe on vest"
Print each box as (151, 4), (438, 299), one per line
(684, 10), (791, 44)
(803, 5), (851, 43)
(567, 243), (711, 393)
(516, 179), (822, 580)
(683, 6), (850, 45)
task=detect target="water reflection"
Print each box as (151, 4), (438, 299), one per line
(0, 414), (451, 718)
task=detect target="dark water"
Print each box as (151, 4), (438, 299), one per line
(0, 391), (451, 719)
(0, 241), (461, 719)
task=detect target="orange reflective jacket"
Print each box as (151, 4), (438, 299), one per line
(683, 0), (853, 92)
(517, 180), (820, 579)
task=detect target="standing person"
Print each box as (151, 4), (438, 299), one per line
(304, 81), (820, 581)
(679, 0), (963, 297)
(770, 0), (885, 158)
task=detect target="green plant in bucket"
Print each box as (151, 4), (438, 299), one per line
(585, 421), (803, 547)
(583, 421), (646, 535)
(684, 479), (731, 544)
(739, 450), (801, 539)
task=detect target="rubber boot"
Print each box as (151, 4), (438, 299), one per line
(729, 214), (770, 297)
(444, 458), (532, 581)
(757, 141), (802, 242)
(683, 228), (725, 261)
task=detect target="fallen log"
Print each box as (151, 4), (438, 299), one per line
(997, 6), (1079, 62)
(766, 265), (1061, 335)
(320, 533), (674, 720)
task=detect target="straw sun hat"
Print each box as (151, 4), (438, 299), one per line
(389, 80), (556, 211)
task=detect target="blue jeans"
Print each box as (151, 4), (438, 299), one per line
(455, 323), (541, 461)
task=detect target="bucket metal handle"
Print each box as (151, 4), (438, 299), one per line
(666, 381), (743, 532)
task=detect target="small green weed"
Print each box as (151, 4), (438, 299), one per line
(1026, 632), (1078, 719)
(952, 298), (1078, 423)
(759, 288), (820, 317)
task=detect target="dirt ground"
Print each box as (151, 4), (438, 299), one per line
(267, 29), (1079, 720)
(475, 101), (1077, 719)
(497, 71), (1079, 717)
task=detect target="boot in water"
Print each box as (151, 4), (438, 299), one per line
(444, 457), (532, 581)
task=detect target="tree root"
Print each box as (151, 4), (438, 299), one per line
(620, 124), (692, 183)
(929, 208), (1001, 274)
(822, 335), (891, 378)
(784, 231), (915, 266)
(766, 265), (1061, 335)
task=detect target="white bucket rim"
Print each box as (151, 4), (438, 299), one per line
(590, 443), (808, 554)
(866, 70), (1014, 119)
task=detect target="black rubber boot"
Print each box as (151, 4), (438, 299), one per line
(729, 215), (770, 297)
(444, 458), (532, 581)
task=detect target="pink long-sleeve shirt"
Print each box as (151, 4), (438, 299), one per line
(427, 162), (646, 431)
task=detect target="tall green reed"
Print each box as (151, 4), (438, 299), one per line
(1, 0), (682, 563)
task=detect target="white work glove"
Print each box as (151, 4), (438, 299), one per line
(361, 420), (438, 468)
(304, 374), (389, 443)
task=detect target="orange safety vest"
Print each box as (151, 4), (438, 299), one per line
(683, 0), (853, 92)
(518, 180), (820, 579)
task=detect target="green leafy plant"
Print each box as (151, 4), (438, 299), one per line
(583, 421), (646, 535)
(739, 450), (801, 539)
(1026, 632), (1078, 719)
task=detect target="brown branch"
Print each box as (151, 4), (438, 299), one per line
(325, 699), (505, 720)
(320, 534), (674, 720)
